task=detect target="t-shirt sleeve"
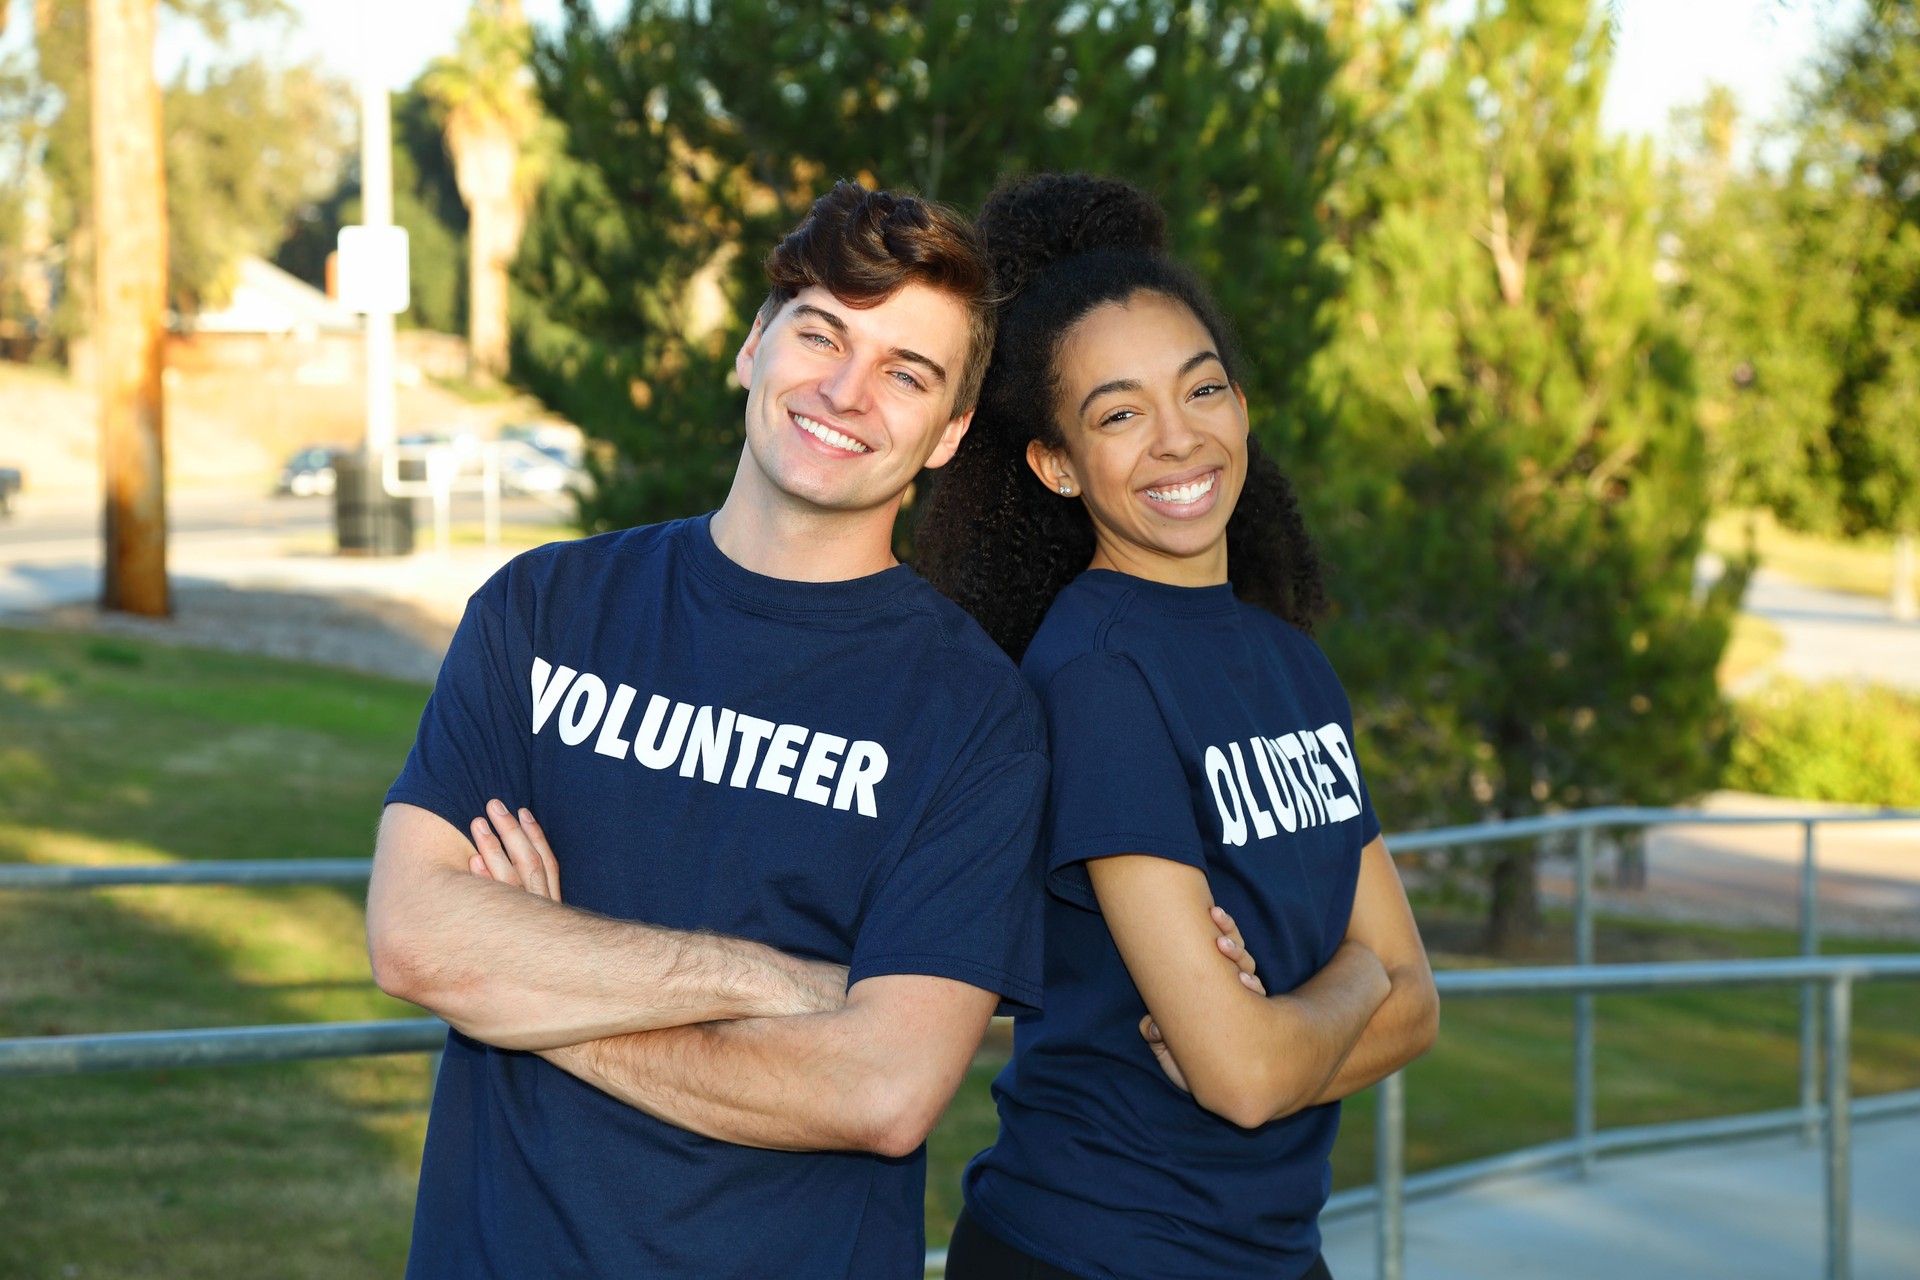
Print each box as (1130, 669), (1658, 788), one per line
(385, 569), (534, 834)
(847, 676), (1049, 1017)
(1040, 651), (1207, 913)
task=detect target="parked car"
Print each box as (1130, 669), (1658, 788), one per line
(499, 438), (587, 496)
(0, 466), (20, 516)
(275, 446), (343, 498)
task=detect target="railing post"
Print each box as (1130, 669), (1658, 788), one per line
(1376, 1069), (1405, 1280)
(1574, 824), (1596, 1177)
(1824, 975), (1852, 1280)
(1800, 820), (1821, 1144)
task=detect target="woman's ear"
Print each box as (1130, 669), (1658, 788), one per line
(1025, 439), (1079, 498)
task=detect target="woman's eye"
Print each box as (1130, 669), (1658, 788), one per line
(1097, 409), (1138, 427)
(1192, 382), (1227, 399)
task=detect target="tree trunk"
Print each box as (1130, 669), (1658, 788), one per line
(460, 131), (521, 380)
(89, 0), (168, 617)
(1486, 843), (1542, 956)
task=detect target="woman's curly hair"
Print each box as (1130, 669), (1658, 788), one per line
(916, 173), (1326, 660)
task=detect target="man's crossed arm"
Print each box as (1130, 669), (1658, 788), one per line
(366, 802), (850, 1050)
(366, 801), (997, 1157)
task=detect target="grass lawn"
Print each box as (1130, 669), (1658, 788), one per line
(1706, 507), (1905, 601)
(5, 626), (1919, 1277)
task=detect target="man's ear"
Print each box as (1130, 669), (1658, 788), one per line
(1025, 438), (1077, 497)
(735, 312), (768, 389)
(922, 409), (974, 471)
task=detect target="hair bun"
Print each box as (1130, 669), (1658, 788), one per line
(978, 174), (1167, 299)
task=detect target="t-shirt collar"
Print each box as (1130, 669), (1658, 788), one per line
(684, 512), (917, 615)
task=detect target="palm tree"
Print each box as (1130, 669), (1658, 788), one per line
(421, 0), (545, 380)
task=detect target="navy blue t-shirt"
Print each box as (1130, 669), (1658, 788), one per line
(387, 516), (1047, 1279)
(963, 570), (1380, 1280)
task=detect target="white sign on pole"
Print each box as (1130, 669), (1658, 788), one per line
(336, 225), (411, 315)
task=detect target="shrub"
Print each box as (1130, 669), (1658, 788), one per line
(1726, 678), (1920, 806)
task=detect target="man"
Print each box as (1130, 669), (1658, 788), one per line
(367, 182), (1047, 1278)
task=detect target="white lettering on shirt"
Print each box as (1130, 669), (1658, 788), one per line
(528, 657), (889, 819)
(1206, 721), (1367, 845)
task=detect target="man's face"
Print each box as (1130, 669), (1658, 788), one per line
(734, 283), (975, 517)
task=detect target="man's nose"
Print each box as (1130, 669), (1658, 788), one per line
(819, 357), (871, 415)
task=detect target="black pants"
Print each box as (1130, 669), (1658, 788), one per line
(944, 1207), (1335, 1280)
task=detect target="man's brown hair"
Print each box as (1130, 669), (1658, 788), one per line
(760, 181), (997, 415)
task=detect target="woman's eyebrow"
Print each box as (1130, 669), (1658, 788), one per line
(1077, 351), (1223, 417)
(1078, 378), (1143, 416)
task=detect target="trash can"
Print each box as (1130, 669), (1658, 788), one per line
(333, 451), (414, 555)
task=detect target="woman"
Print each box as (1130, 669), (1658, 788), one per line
(917, 175), (1439, 1280)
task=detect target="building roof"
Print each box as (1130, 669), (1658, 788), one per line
(189, 256), (362, 337)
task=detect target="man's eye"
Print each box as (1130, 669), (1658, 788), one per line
(890, 370), (925, 391)
(802, 332), (835, 349)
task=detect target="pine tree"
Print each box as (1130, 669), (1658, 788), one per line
(1317, 0), (1741, 949)
(1789, 0), (1920, 615)
(514, 0), (1345, 531)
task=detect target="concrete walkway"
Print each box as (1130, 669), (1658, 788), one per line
(1740, 568), (1920, 693)
(1320, 1110), (1920, 1280)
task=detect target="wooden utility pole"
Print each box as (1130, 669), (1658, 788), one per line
(89, 0), (169, 616)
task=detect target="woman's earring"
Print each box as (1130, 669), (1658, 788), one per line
(1059, 483), (1072, 496)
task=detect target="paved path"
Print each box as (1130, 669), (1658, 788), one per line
(1320, 1110), (1920, 1279)
(1740, 568), (1920, 693)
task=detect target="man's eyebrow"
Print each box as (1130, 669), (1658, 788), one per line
(791, 303), (948, 387)
(790, 303), (849, 335)
(888, 347), (948, 386)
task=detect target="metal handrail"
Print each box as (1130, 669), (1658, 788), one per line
(1360, 955), (1920, 1280)
(5, 804), (1918, 1279)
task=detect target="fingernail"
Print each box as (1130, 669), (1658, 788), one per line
(519, 807), (533, 822)
(1221, 938), (1237, 952)
(489, 799), (506, 813)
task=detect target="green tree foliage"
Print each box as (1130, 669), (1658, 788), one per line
(274, 86), (471, 336)
(0, 0), (348, 345)
(1670, 1), (1920, 611)
(1663, 89), (1856, 515)
(1315, 0), (1742, 948)
(164, 60), (352, 313)
(1789, 0), (1920, 546)
(514, 0), (1346, 532)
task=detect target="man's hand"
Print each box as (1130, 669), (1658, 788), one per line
(470, 799), (562, 900)
(468, 800), (851, 1018)
(1139, 904), (1267, 1095)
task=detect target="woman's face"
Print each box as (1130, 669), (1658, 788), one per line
(1028, 291), (1249, 586)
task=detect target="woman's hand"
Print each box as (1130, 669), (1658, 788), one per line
(469, 799), (562, 903)
(1140, 904), (1267, 1094)
(1210, 904), (1266, 996)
